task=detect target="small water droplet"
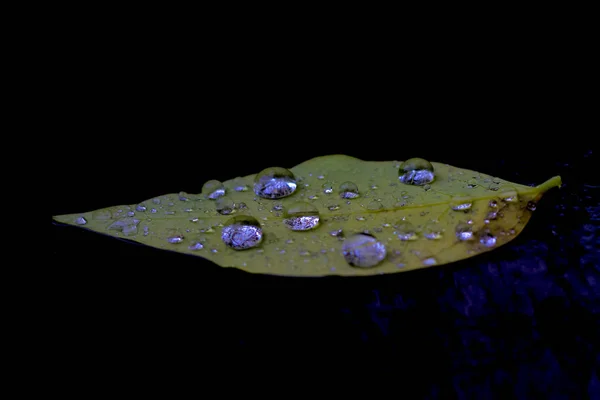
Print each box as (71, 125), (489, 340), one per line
(451, 196), (472, 211)
(487, 211), (498, 220)
(342, 233), (387, 268)
(254, 167), (297, 199)
(527, 201), (537, 211)
(178, 192), (189, 201)
(216, 197), (235, 215)
(339, 181), (360, 199)
(75, 216), (87, 225)
(423, 184), (432, 191)
(500, 188), (518, 202)
(167, 235), (184, 244)
(367, 200), (383, 210)
(164, 211), (175, 215)
(221, 215), (263, 250)
(152, 198), (161, 205)
(127, 211), (135, 217)
(235, 202), (248, 210)
(394, 221), (418, 241)
(480, 233), (497, 247)
(455, 222), (474, 241)
(489, 200), (498, 208)
(467, 179), (478, 188)
(211, 248), (218, 253)
(136, 204), (147, 212)
(329, 229), (343, 237)
(188, 242), (203, 250)
(143, 226), (149, 236)
(423, 221), (443, 240)
(285, 239), (294, 244)
(317, 175), (325, 180)
(328, 204), (340, 211)
(398, 158), (435, 186)
(202, 180), (226, 200)
(308, 194), (319, 200)
(422, 257), (437, 266)
(190, 217), (199, 222)
(322, 182), (333, 194)
(283, 202), (320, 231)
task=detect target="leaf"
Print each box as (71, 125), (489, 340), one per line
(53, 155), (561, 277)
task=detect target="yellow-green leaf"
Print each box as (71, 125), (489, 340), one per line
(52, 155), (561, 277)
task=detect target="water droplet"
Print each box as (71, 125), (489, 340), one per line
(328, 204), (340, 211)
(480, 232), (497, 247)
(164, 211), (175, 215)
(152, 198), (161, 205)
(235, 202), (247, 210)
(395, 221), (418, 241)
(339, 181), (360, 199)
(75, 216), (87, 225)
(487, 211), (498, 220)
(216, 197), (235, 215)
(329, 229), (343, 237)
(422, 257), (437, 266)
(322, 183), (333, 194)
(108, 217), (140, 236)
(143, 226), (149, 236)
(467, 179), (478, 188)
(253, 167), (297, 199)
(188, 242), (203, 250)
(136, 204), (147, 212)
(398, 158), (435, 186)
(423, 184), (432, 191)
(221, 215), (263, 250)
(202, 180), (226, 200)
(178, 192), (190, 201)
(341, 233), (387, 268)
(308, 194), (319, 200)
(231, 178), (250, 192)
(451, 196), (472, 211)
(489, 200), (498, 208)
(150, 208), (157, 213)
(455, 222), (474, 241)
(190, 217), (199, 222)
(366, 200), (383, 210)
(167, 235), (184, 244)
(500, 188), (518, 202)
(527, 201), (537, 211)
(317, 175), (325, 180)
(127, 211), (135, 217)
(283, 202), (320, 231)
(423, 221), (443, 240)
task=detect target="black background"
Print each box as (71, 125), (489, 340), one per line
(50, 28), (598, 397)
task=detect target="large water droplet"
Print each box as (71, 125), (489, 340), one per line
(283, 202), (320, 231)
(455, 222), (474, 241)
(254, 167), (297, 199)
(107, 217), (140, 236)
(75, 216), (87, 225)
(398, 158), (435, 186)
(202, 180), (226, 200)
(339, 181), (360, 199)
(480, 232), (497, 247)
(215, 197), (235, 215)
(423, 221), (443, 240)
(221, 215), (263, 250)
(342, 233), (387, 268)
(395, 221), (418, 241)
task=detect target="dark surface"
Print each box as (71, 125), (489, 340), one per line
(52, 139), (598, 397)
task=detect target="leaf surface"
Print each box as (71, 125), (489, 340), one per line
(53, 155), (561, 277)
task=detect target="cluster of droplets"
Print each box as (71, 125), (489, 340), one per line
(181, 156), (519, 269)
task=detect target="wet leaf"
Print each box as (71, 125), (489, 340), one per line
(53, 155), (562, 277)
